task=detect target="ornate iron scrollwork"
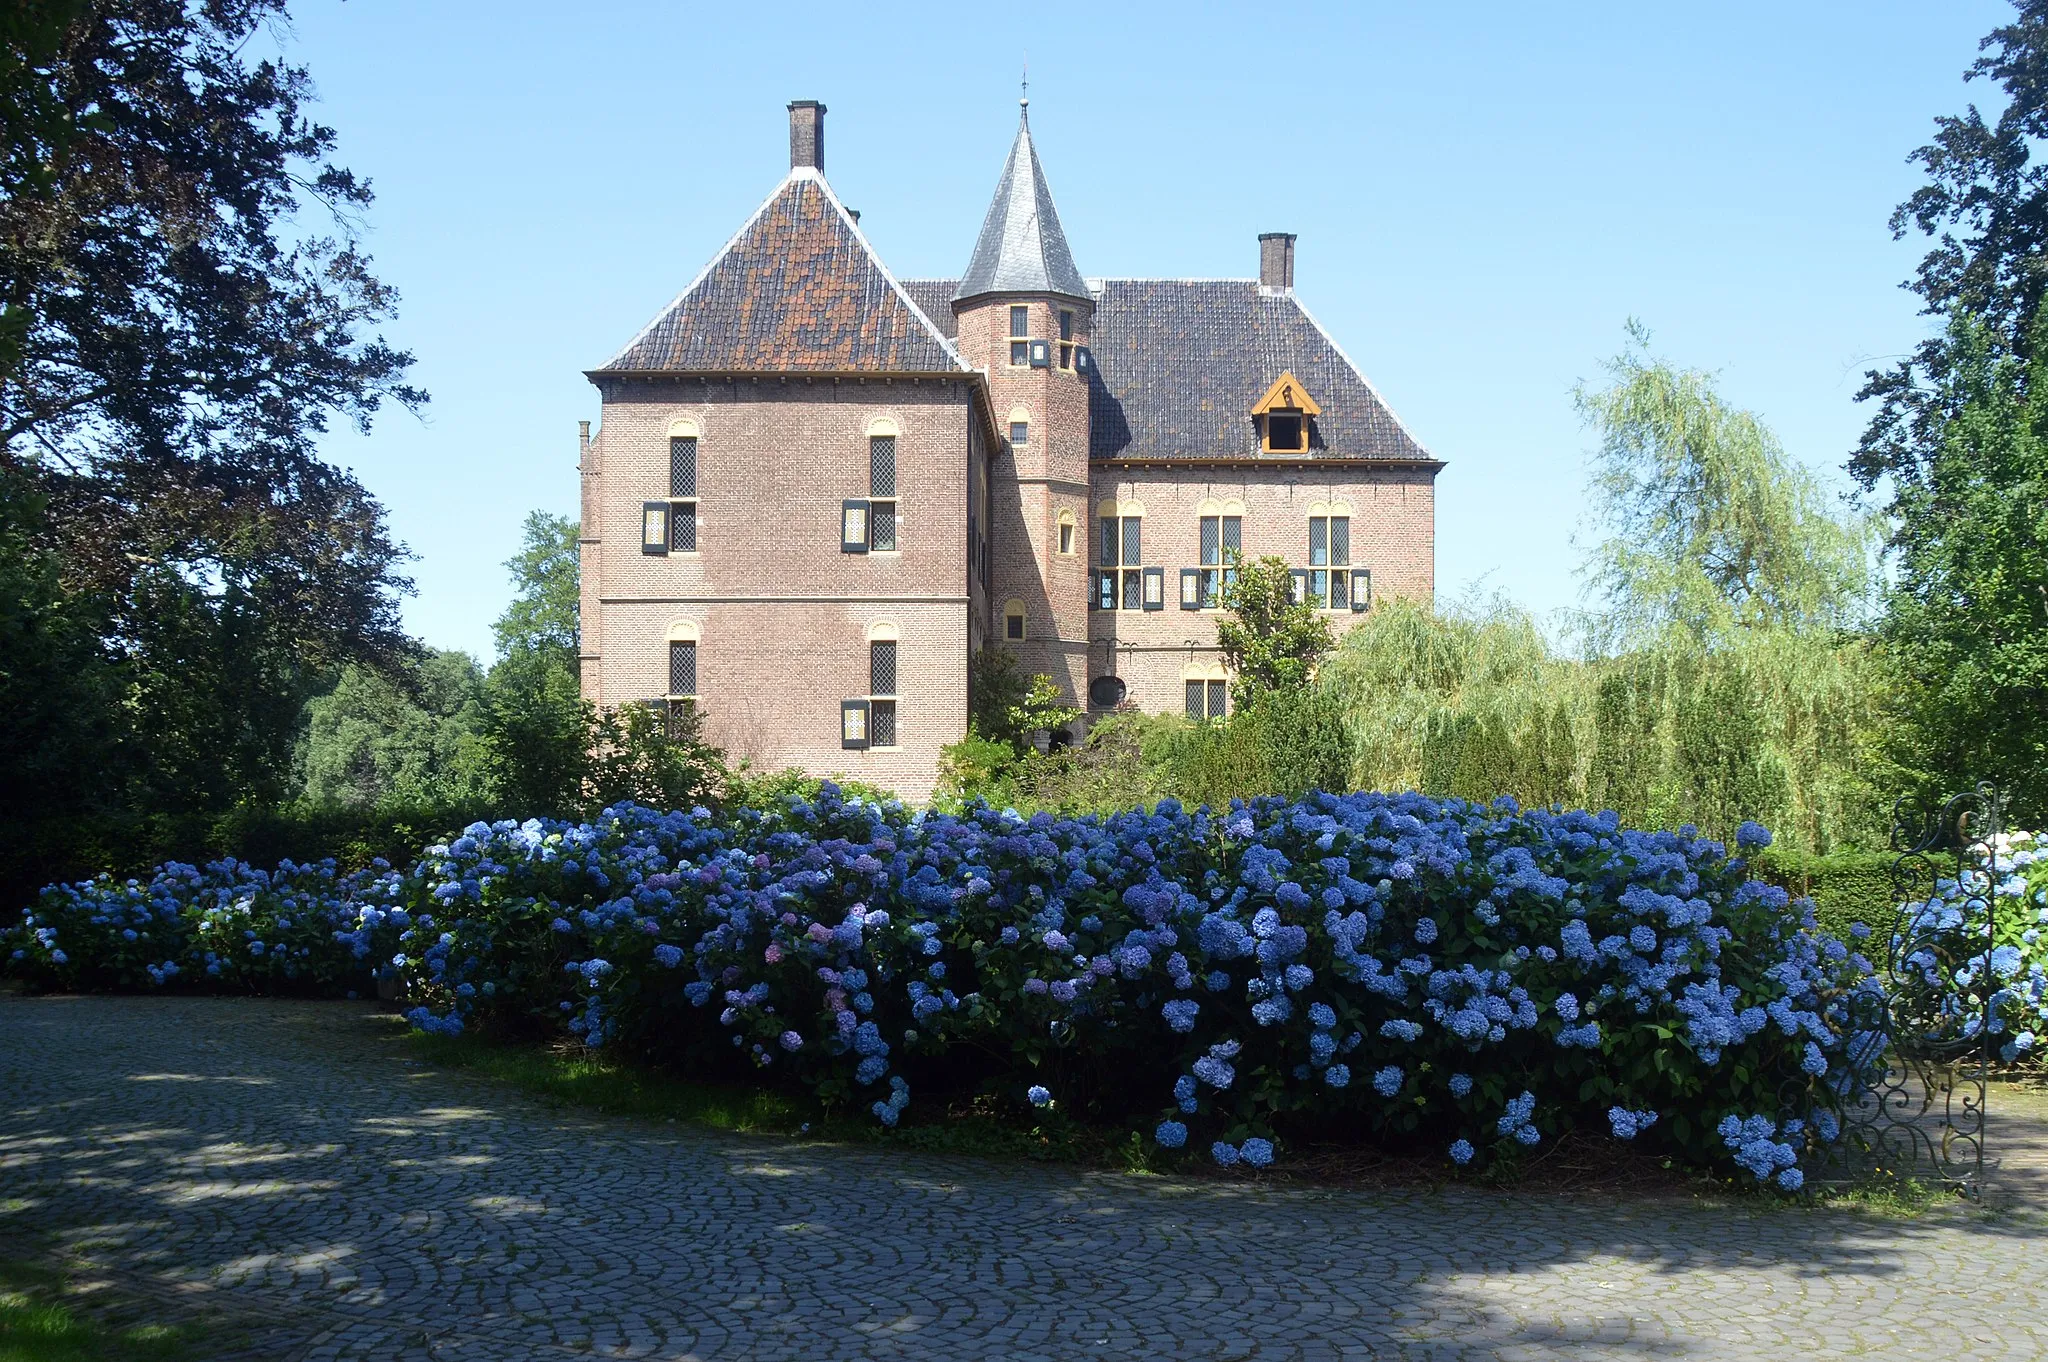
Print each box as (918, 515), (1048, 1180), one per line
(1809, 783), (2000, 1196)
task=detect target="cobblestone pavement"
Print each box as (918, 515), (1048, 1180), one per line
(2, 996), (2044, 1362)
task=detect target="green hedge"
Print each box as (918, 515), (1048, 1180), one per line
(1750, 848), (1898, 944)
(0, 803), (490, 916)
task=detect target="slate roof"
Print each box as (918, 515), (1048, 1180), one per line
(899, 278), (1432, 462)
(953, 109), (1090, 305)
(599, 171), (965, 374)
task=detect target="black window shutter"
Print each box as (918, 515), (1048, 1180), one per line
(841, 500), (870, 554)
(1289, 568), (1309, 604)
(1143, 566), (1165, 611)
(840, 699), (870, 750)
(1180, 568), (1200, 609)
(641, 501), (669, 556)
(1351, 568), (1373, 612)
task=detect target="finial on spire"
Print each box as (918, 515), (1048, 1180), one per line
(1020, 57), (1028, 110)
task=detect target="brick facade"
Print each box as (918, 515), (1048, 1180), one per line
(581, 376), (990, 800)
(1085, 461), (1437, 719)
(579, 100), (1444, 801)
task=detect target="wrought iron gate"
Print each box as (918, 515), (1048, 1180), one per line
(1811, 784), (2003, 1196)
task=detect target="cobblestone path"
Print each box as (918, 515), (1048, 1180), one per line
(2, 996), (2043, 1361)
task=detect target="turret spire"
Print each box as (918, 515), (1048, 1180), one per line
(953, 104), (1088, 305)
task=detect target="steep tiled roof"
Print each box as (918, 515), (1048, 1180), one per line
(599, 172), (965, 374)
(897, 278), (1432, 462)
(953, 109), (1090, 305)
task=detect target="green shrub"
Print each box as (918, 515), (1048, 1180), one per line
(1750, 848), (1899, 944)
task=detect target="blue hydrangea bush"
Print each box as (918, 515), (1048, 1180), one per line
(10, 858), (400, 995)
(5, 787), (1877, 1189)
(1880, 829), (2048, 1064)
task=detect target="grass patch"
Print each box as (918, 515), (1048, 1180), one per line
(404, 1030), (812, 1133)
(398, 1027), (1139, 1169)
(392, 1024), (2016, 1204)
(0, 1257), (192, 1362)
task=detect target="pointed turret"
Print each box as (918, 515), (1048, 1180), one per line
(954, 105), (1089, 305)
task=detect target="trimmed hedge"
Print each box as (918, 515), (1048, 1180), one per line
(0, 804), (494, 921)
(1751, 849), (1898, 945)
(6, 787), (1875, 1189)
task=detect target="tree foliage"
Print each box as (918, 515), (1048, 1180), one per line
(296, 651), (489, 810)
(1850, 7), (2048, 819)
(1874, 314), (2048, 815)
(1216, 553), (1334, 707)
(492, 512), (580, 657)
(965, 647), (1082, 753)
(1855, 1), (2048, 489)
(0, 0), (424, 823)
(1574, 322), (1876, 649)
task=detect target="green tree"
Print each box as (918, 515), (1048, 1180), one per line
(1856, 2), (2048, 488)
(966, 647), (1082, 751)
(492, 512), (580, 657)
(296, 651), (489, 810)
(1849, 8), (2048, 817)
(1874, 314), (2048, 816)
(0, 0), (422, 820)
(1216, 553), (1334, 708)
(1574, 322), (1876, 649)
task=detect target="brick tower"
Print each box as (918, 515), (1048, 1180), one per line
(950, 99), (1094, 730)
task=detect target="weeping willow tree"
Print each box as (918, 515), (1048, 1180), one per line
(1315, 327), (1887, 853)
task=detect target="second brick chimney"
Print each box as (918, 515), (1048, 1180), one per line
(1258, 232), (1296, 292)
(788, 100), (826, 173)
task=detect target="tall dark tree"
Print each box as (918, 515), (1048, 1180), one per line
(1855, 4), (2048, 815)
(0, 1), (423, 815)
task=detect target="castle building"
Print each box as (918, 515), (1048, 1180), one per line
(579, 99), (1441, 801)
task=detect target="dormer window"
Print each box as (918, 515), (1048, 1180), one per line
(1252, 370), (1322, 455)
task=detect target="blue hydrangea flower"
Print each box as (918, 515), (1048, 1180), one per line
(1448, 1073), (1473, 1098)
(1155, 1120), (1187, 1149)
(1324, 1064), (1350, 1089)
(1240, 1137), (1274, 1167)
(1211, 1141), (1240, 1167)
(1027, 1085), (1051, 1107)
(1448, 1138), (1475, 1165)
(1372, 1065), (1404, 1097)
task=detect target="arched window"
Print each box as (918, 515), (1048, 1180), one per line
(1182, 661), (1228, 721)
(667, 419), (698, 553)
(1093, 499), (1158, 612)
(1008, 406), (1031, 448)
(1003, 599), (1027, 641)
(663, 620), (700, 737)
(1303, 500), (1354, 610)
(1186, 497), (1245, 609)
(1056, 509), (1077, 557)
(844, 622), (899, 751)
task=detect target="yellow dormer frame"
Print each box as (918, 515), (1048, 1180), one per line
(1253, 371), (1319, 453)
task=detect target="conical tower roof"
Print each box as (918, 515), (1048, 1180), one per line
(954, 105), (1089, 305)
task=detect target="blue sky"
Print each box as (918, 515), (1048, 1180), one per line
(284, 0), (2012, 660)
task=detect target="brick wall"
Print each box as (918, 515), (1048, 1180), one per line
(1085, 460), (1438, 719)
(954, 295), (1094, 727)
(581, 375), (985, 801)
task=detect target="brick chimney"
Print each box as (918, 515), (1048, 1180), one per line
(1258, 232), (1296, 291)
(788, 100), (826, 173)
